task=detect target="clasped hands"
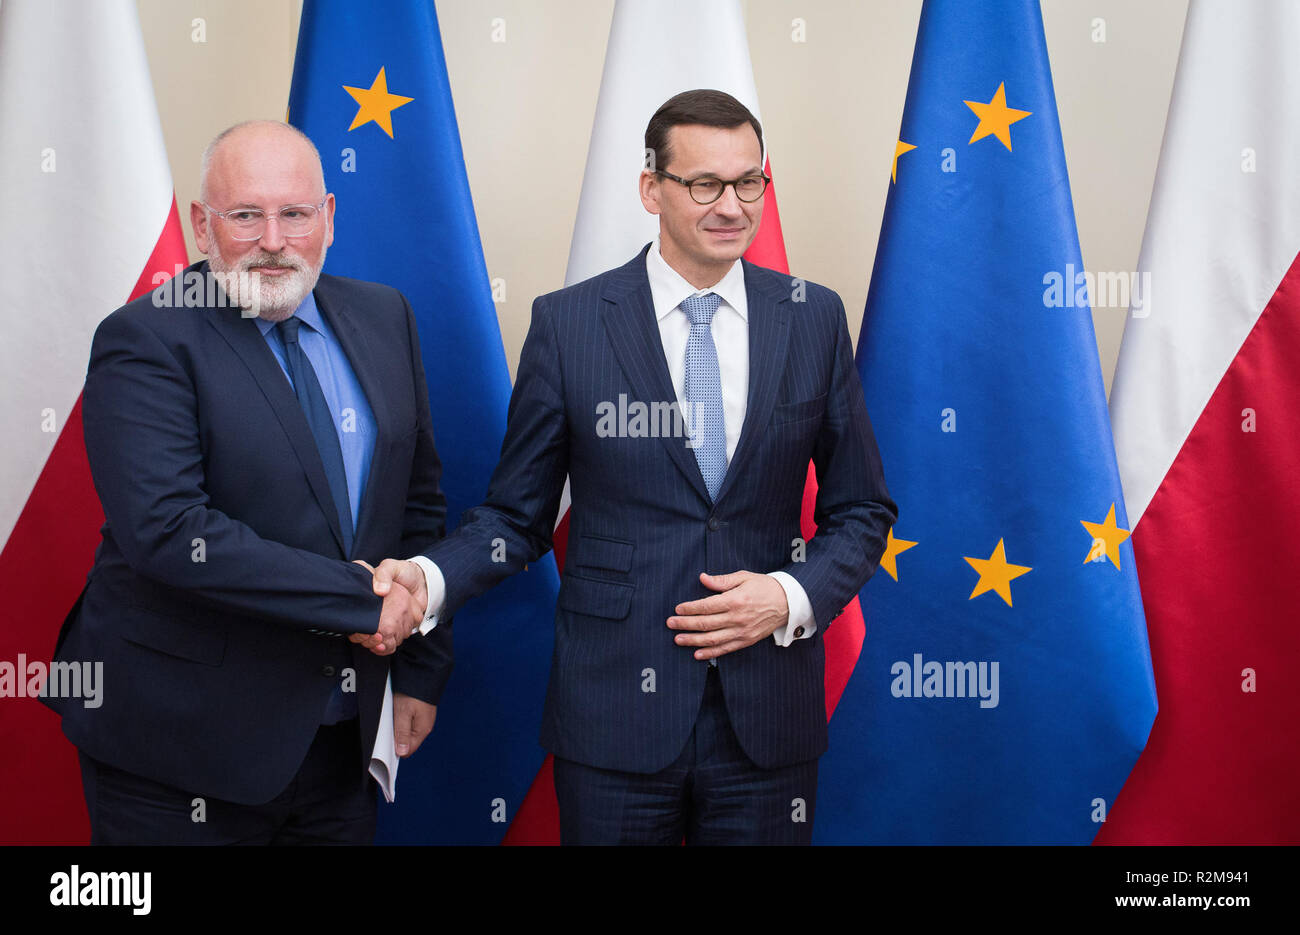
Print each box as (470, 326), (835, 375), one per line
(350, 558), (427, 656)
(351, 560), (789, 663)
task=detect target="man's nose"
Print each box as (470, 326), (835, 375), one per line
(258, 215), (287, 251)
(712, 184), (744, 218)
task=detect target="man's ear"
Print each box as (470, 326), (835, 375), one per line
(190, 201), (210, 254)
(638, 169), (661, 216)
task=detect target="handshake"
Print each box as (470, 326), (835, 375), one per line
(350, 558), (428, 656)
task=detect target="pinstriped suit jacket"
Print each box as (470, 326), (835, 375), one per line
(427, 244), (896, 772)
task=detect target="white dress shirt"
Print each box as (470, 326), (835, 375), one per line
(410, 239), (817, 647)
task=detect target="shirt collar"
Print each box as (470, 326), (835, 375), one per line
(255, 288), (322, 337)
(645, 237), (748, 323)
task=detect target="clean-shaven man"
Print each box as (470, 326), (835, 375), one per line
(372, 90), (896, 844)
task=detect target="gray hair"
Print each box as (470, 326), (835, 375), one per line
(198, 120), (324, 202)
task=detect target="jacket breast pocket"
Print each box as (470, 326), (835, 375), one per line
(773, 394), (827, 425)
(120, 605), (227, 666)
(558, 573), (634, 621)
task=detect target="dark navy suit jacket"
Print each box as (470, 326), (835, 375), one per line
(427, 246), (896, 773)
(43, 262), (453, 805)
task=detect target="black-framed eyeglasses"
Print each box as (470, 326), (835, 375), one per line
(654, 170), (769, 205)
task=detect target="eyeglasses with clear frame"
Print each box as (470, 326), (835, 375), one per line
(653, 170), (770, 205)
(202, 199), (328, 241)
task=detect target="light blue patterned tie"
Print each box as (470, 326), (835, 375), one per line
(682, 292), (727, 500)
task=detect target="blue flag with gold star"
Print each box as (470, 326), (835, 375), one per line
(818, 0), (1157, 843)
(288, 0), (559, 844)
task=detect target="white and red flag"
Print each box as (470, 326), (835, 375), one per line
(0, 0), (188, 843)
(1103, 0), (1300, 843)
(504, 0), (864, 844)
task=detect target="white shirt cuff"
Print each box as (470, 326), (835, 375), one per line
(768, 571), (817, 646)
(408, 554), (446, 635)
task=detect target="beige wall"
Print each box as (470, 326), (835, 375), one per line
(139, 0), (1188, 394)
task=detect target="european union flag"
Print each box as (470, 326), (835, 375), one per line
(289, 0), (559, 844)
(818, 0), (1158, 843)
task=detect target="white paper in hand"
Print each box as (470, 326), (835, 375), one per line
(368, 673), (398, 802)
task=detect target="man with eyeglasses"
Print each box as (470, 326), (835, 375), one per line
(366, 89), (896, 844)
(43, 120), (450, 844)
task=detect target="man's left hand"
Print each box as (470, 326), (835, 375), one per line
(393, 692), (437, 757)
(667, 571), (789, 661)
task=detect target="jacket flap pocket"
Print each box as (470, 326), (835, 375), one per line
(120, 606), (226, 666)
(573, 535), (635, 573)
(559, 573), (634, 620)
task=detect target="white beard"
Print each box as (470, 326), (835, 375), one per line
(206, 237), (327, 322)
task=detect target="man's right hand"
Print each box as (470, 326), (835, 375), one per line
(369, 558), (428, 606)
(350, 559), (427, 655)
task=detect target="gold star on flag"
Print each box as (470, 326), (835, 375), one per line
(963, 82), (1031, 151)
(343, 67), (413, 138)
(892, 139), (916, 183)
(1080, 503), (1131, 570)
(878, 527), (918, 581)
(964, 538), (1032, 606)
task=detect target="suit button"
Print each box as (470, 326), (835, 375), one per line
(322, 665), (336, 677)
(793, 626), (805, 639)
(707, 517), (720, 531)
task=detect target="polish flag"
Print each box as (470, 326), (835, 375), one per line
(0, 0), (188, 843)
(504, 0), (866, 844)
(1101, 0), (1300, 843)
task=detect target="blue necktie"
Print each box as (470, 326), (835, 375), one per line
(682, 293), (727, 500)
(278, 316), (357, 722)
(278, 317), (354, 556)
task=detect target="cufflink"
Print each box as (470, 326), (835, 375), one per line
(793, 625), (805, 639)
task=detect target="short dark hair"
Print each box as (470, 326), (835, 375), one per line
(644, 89), (764, 173)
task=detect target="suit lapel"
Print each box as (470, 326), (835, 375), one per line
(600, 252), (713, 505)
(201, 264), (348, 556)
(313, 280), (390, 556)
(714, 260), (792, 505)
